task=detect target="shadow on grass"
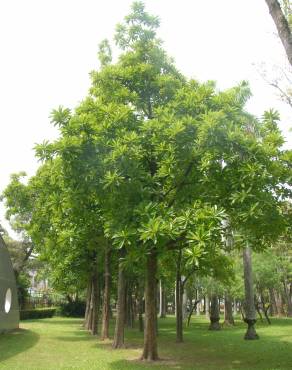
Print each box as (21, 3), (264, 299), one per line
(0, 328), (39, 363)
(108, 359), (183, 370)
(55, 332), (96, 342)
(106, 318), (292, 370)
(22, 318), (83, 326)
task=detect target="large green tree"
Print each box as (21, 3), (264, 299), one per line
(3, 1), (291, 361)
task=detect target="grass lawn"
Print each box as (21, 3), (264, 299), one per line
(0, 316), (291, 369)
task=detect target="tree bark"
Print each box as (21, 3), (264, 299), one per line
(223, 292), (235, 326)
(205, 295), (210, 318)
(265, 0), (292, 67)
(159, 280), (166, 318)
(101, 248), (111, 340)
(209, 294), (221, 330)
(175, 250), (183, 343)
(182, 288), (188, 319)
(275, 289), (286, 316)
(126, 282), (134, 328)
(269, 288), (278, 316)
(195, 289), (200, 316)
(259, 291), (271, 325)
(141, 249), (159, 361)
(243, 246), (259, 340)
(187, 299), (200, 327)
(283, 279), (292, 317)
(138, 285), (144, 332)
(84, 277), (92, 329)
(90, 262), (99, 335)
(112, 249), (126, 349)
(233, 299), (237, 316)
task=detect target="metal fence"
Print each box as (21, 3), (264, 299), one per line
(24, 291), (66, 309)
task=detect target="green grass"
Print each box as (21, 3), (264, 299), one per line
(0, 316), (291, 369)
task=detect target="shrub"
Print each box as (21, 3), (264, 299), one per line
(58, 300), (86, 317)
(20, 307), (56, 320)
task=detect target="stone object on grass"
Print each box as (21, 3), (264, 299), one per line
(0, 235), (19, 333)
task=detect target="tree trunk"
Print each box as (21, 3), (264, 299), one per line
(275, 289), (286, 316)
(269, 288), (278, 316)
(283, 279), (292, 317)
(223, 292), (235, 326)
(209, 294), (220, 330)
(101, 249), (111, 340)
(195, 289), (200, 316)
(138, 285), (144, 332)
(205, 295), (210, 318)
(175, 250), (183, 343)
(126, 283), (134, 328)
(259, 292), (271, 325)
(159, 280), (166, 318)
(265, 0), (292, 67)
(233, 299), (237, 316)
(90, 262), (99, 335)
(196, 300), (200, 315)
(84, 277), (92, 329)
(112, 249), (126, 349)
(243, 246), (259, 340)
(187, 299), (200, 327)
(141, 249), (159, 361)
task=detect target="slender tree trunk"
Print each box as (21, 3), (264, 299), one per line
(209, 294), (221, 330)
(187, 299), (200, 327)
(84, 277), (92, 329)
(161, 282), (166, 318)
(283, 279), (292, 317)
(141, 249), (159, 361)
(243, 246), (259, 340)
(269, 288), (278, 316)
(101, 249), (111, 340)
(265, 0), (292, 67)
(112, 249), (126, 349)
(223, 292), (235, 326)
(255, 298), (263, 322)
(138, 285), (144, 332)
(205, 295), (210, 318)
(259, 292), (271, 325)
(275, 289), (286, 316)
(290, 283), (292, 315)
(175, 250), (183, 343)
(233, 299), (237, 316)
(196, 289), (200, 316)
(126, 283), (134, 328)
(87, 288), (93, 332)
(159, 280), (166, 318)
(196, 300), (200, 316)
(90, 260), (99, 335)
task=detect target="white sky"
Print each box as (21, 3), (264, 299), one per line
(1, 0), (291, 237)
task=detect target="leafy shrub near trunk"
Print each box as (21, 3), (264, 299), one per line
(20, 308), (56, 320)
(58, 300), (86, 317)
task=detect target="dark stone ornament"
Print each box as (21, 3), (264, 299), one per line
(244, 318), (259, 340)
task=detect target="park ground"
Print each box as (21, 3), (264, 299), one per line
(0, 316), (291, 370)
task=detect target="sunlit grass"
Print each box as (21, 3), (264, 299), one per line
(0, 316), (291, 369)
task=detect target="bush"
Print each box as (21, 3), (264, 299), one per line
(58, 300), (86, 317)
(20, 308), (56, 320)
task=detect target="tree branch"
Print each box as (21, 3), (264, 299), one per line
(15, 242), (34, 275)
(167, 162), (194, 207)
(182, 265), (199, 289)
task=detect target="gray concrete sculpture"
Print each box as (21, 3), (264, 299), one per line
(0, 235), (19, 333)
